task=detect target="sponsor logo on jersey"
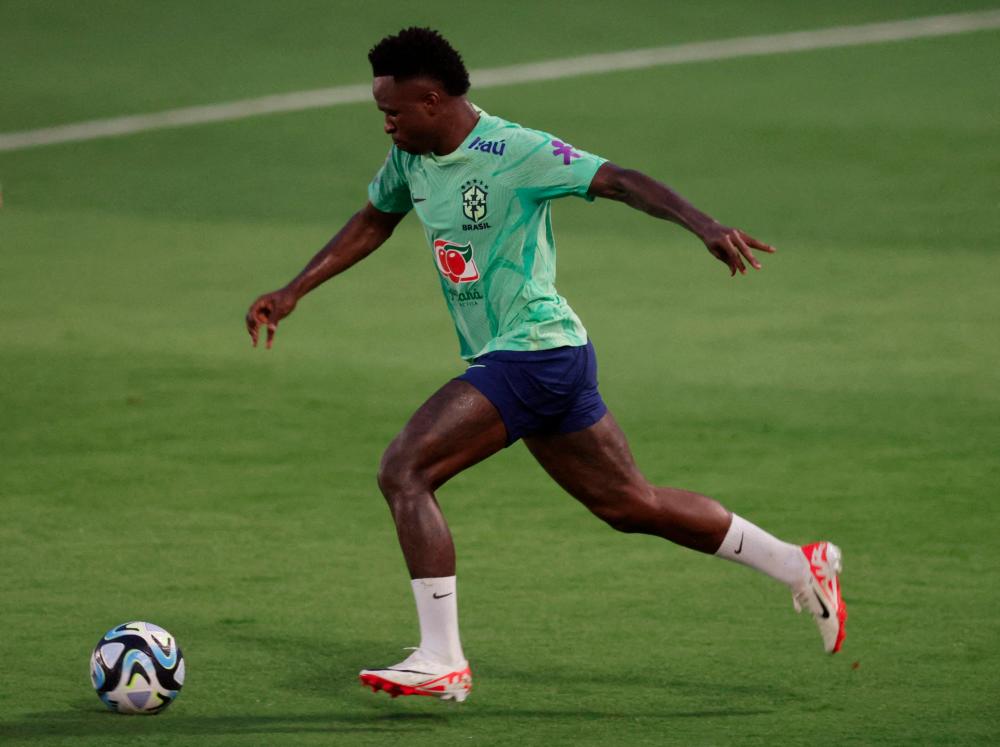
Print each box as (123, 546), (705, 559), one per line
(552, 139), (581, 165)
(468, 136), (506, 156)
(447, 287), (483, 304)
(434, 239), (480, 284)
(461, 179), (488, 223)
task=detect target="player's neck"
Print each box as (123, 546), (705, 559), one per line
(432, 99), (480, 156)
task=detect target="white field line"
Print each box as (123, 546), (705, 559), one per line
(2, 9), (999, 153)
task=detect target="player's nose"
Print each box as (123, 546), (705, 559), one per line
(383, 117), (396, 135)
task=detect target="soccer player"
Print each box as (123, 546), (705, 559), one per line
(246, 27), (846, 703)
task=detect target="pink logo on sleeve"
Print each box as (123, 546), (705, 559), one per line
(551, 140), (581, 165)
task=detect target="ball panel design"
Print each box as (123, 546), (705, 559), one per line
(89, 621), (184, 715)
(99, 642), (125, 668)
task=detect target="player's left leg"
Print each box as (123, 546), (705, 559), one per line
(523, 411), (846, 653)
(361, 379), (508, 702)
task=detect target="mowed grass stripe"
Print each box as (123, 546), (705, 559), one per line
(1, 8), (999, 153)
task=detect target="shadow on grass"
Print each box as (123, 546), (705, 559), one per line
(1, 638), (790, 742)
(0, 700), (777, 742)
(0, 703), (447, 741)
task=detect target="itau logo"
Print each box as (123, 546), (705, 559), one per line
(434, 239), (480, 284)
(461, 179), (488, 222)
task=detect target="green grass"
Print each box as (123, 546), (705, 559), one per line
(2, 2), (999, 745)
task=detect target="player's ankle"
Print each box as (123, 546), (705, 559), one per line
(414, 645), (465, 667)
(716, 514), (809, 588)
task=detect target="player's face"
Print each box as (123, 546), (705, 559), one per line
(372, 76), (444, 155)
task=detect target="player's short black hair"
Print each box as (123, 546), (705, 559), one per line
(368, 27), (470, 96)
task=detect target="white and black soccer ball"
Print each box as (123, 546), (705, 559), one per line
(89, 621), (185, 714)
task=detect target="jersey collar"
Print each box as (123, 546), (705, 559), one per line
(427, 106), (490, 165)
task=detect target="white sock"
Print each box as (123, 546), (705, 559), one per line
(715, 514), (809, 588)
(411, 576), (465, 665)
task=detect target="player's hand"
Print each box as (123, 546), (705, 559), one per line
(245, 288), (298, 349)
(700, 223), (776, 276)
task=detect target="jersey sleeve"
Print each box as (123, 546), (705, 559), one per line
(367, 147), (413, 214)
(509, 129), (608, 203)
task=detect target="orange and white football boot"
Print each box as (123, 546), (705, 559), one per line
(793, 541), (847, 653)
(360, 649), (472, 702)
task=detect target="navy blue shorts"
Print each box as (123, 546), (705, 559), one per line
(455, 340), (608, 446)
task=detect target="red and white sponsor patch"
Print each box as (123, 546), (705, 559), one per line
(434, 239), (480, 283)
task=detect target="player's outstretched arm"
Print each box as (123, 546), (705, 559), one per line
(246, 202), (406, 348)
(588, 162), (775, 277)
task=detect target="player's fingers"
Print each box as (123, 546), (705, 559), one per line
(715, 245), (736, 276)
(732, 232), (761, 270)
(724, 236), (746, 275)
(245, 309), (259, 347)
(742, 232), (776, 253)
(266, 322), (277, 350)
(708, 244), (734, 275)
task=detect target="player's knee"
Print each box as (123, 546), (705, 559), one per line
(598, 509), (646, 534)
(376, 442), (405, 498)
(595, 506), (637, 533)
(592, 485), (653, 534)
(376, 437), (424, 501)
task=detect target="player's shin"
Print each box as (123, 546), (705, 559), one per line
(714, 514), (809, 587)
(411, 576), (465, 665)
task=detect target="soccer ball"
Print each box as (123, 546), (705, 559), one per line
(89, 621), (185, 714)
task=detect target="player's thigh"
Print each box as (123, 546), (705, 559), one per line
(523, 410), (648, 511)
(380, 379), (507, 491)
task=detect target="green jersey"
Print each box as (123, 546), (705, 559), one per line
(367, 108), (607, 360)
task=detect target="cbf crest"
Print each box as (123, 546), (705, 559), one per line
(461, 179), (488, 223)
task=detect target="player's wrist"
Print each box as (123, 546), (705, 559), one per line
(280, 281), (307, 305)
(688, 213), (720, 241)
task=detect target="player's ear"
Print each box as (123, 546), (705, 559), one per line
(422, 89), (442, 115)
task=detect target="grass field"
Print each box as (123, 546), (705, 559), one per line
(2, 2), (999, 744)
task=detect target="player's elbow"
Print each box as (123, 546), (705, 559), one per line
(359, 202), (405, 242)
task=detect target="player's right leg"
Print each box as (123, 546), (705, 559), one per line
(524, 411), (846, 654)
(360, 379), (507, 702)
